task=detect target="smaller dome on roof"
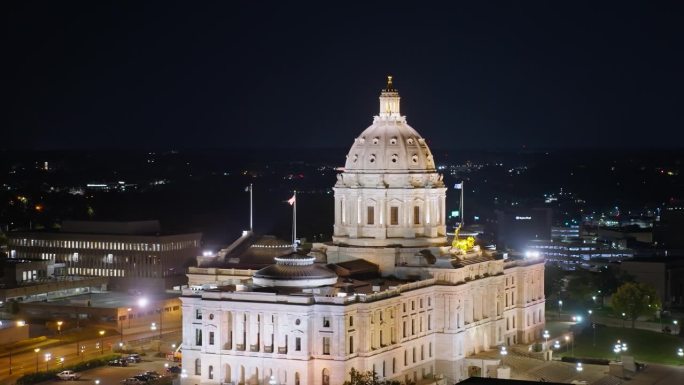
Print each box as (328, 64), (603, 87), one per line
(253, 251), (338, 288)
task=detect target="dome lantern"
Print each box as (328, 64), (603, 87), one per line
(378, 75), (401, 120)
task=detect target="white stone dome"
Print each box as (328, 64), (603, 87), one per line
(344, 121), (436, 173)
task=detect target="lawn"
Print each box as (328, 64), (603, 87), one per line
(558, 325), (684, 365)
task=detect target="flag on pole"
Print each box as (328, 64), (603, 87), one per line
(287, 194), (296, 206)
(454, 183), (462, 189)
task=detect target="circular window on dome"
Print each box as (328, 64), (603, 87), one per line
(407, 138), (415, 145)
(295, 319), (301, 325)
(373, 137), (379, 145)
(209, 313), (214, 320)
(412, 154), (419, 164)
(369, 154), (376, 163)
(359, 137), (366, 143)
(391, 154), (398, 163)
(390, 137), (397, 145)
(353, 154), (358, 162)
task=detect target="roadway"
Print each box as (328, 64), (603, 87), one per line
(0, 328), (181, 384)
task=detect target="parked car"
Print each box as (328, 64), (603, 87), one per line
(56, 371), (81, 380)
(108, 358), (129, 366)
(121, 378), (145, 385)
(126, 353), (142, 363)
(142, 371), (161, 379)
(133, 374), (153, 382)
(166, 365), (182, 374)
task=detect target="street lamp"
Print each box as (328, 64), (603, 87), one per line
(45, 353), (51, 371)
(500, 346), (508, 368)
(565, 335), (574, 356)
(99, 330), (105, 354)
(622, 312), (626, 328)
(95, 380), (100, 385)
(59, 357), (65, 369)
(674, 320), (679, 334)
(34, 348), (40, 373)
(543, 330), (550, 349)
(57, 321), (63, 335)
(151, 322), (157, 331)
(558, 300), (563, 319)
(576, 362), (583, 372)
(554, 340), (560, 350)
(677, 348), (683, 365)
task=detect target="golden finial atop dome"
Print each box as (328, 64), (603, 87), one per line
(386, 75), (393, 90)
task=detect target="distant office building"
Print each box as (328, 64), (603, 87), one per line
(654, 202), (684, 250)
(7, 220), (201, 291)
(527, 239), (633, 267)
(0, 255), (107, 303)
(619, 256), (684, 307)
(551, 225), (580, 240)
(495, 208), (552, 251)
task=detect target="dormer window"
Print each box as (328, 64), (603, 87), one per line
(407, 138), (415, 145)
(391, 154), (398, 163)
(390, 137), (397, 145)
(373, 137), (379, 145)
(369, 154), (376, 163)
(411, 154), (418, 164)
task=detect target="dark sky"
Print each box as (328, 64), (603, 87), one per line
(7, 1), (684, 150)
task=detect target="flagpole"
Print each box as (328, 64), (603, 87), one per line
(249, 183), (253, 231)
(460, 180), (465, 227)
(293, 190), (297, 247)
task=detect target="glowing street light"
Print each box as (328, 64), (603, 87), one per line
(677, 348), (683, 365)
(138, 297), (149, 308)
(99, 330), (105, 354)
(57, 321), (63, 335)
(576, 362), (583, 372)
(34, 348), (40, 373)
(44, 353), (51, 371)
(554, 340), (561, 350)
(558, 300), (563, 318)
(151, 322), (157, 331)
(500, 346), (508, 368)
(543, 330), (550, 350)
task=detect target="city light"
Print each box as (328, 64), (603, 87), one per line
(576, 362), (583, 372)
(138, 297), (148, 308)
(525, 250), (540, 258)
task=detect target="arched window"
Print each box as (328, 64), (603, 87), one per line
(295, 372), (300, 385)
(322, 368), (330, 385)
(208, 365), (214, 380)
(194, 358), (201, 375)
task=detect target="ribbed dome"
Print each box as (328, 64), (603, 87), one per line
(344, 121), (436, 172)
(253, 251), (338, 288)
(343, 76), (436, 174)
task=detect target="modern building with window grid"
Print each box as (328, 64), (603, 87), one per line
(7, 220), (201, 291)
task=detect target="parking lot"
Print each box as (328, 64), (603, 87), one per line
(39, 356), (176, 385)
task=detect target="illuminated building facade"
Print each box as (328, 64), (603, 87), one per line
(181, 79), (545, 385)
(7, 220), (201, 291)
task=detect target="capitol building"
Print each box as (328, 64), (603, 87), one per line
(180, 78), (545, 385)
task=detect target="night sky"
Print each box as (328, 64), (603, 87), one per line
(7, 1), (684, 150)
